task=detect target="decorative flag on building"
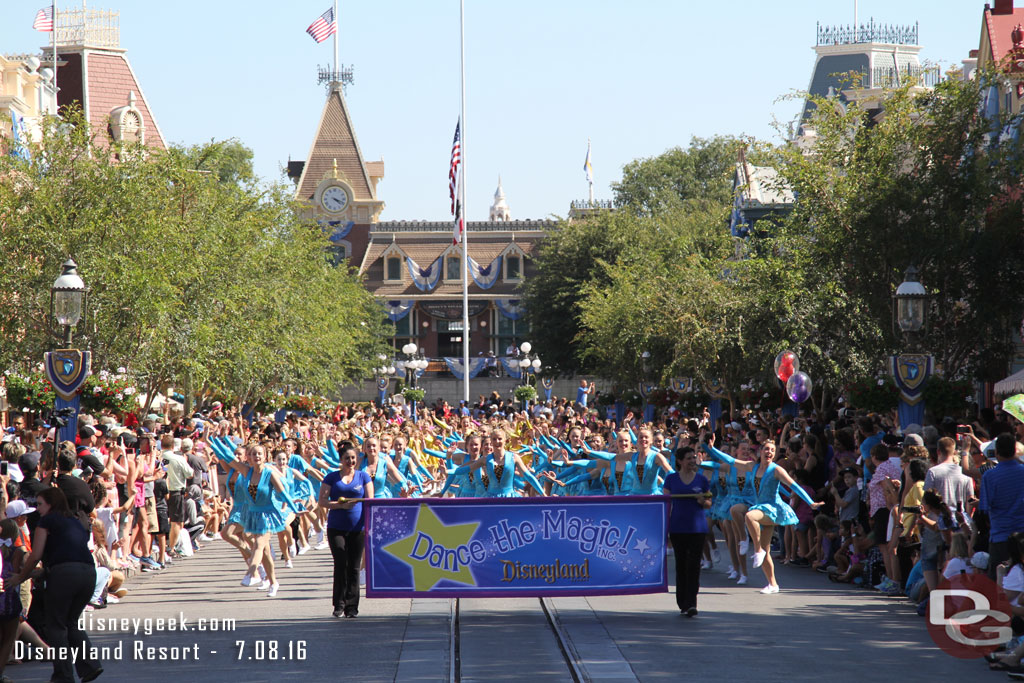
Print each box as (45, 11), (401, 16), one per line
(306, 7), (337, 44)
(33, 6), (54, 32)
(584, 140), (593, 184)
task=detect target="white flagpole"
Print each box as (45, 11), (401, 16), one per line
(52, 1), (58, 107)
(587, 140), (594, 205)
(334, 0), (339, 74)
(460, 0), (470, 405)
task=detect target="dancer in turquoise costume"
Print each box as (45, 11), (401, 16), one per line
(630, 428), (675, 495)
(271, 448), (315, 569)
(389, 434), (437, 496)
(446, 430), (549, 497)
(556, 431), (641, 496)
(359, 436), (412, 497)
(700, 439), (755, 584)
(435, 433), (484, 497)
(703, 438), (822, 594)
(210, 440), (259, 570)
(210, 440), (303, 598)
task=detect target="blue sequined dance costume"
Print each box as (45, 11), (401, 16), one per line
(748, 463), (799, 526)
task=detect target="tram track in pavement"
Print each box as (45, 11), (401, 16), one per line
(448, 596), (635, 683)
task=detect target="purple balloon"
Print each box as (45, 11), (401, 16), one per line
(786, 371), (813, 403)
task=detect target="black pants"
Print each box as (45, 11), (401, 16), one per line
(45, 562), (100, 683)
(670, 533), (704, 612)
(990, 540), (1010, 581)
(328, 528), (364, 615)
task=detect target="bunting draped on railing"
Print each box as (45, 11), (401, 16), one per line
(468, 255), (502, 289)
(444, 357), (488, 380)
(499, 357), (522, 379)
(495, 298), (526, 320)
(407, 256), (442, 291)
(383, 300), (414, 322)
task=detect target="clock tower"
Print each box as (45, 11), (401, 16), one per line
(292, 81), (384, 267)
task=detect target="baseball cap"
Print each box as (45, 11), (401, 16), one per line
(79, 425), (96, 439)
(971, 551), (990, 571)
(18, 451), (40, 471)
(902, 433), (925, 448)
(5, 500), (35, 518)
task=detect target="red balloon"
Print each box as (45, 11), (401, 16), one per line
(778, 365), (795, 383)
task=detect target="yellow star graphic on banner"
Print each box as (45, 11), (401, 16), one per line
(383, 504), (480, 591)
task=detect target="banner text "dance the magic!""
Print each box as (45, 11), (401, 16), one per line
(365, 497), (668, 598)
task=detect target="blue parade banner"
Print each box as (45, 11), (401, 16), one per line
(366, 497), (668, 598)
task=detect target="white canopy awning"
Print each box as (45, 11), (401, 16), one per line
(995, 369), (1024, 396)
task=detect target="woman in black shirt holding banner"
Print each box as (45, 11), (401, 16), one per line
(9, 487), (103, 682)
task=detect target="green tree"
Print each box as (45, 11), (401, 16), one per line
(775, 71), (1024, 388)
(0, 109), (385, 412)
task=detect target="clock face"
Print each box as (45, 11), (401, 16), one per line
(321, 186), (349, 213)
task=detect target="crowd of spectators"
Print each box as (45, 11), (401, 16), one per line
(0, 387), (1021, 673)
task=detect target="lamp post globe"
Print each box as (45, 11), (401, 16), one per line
(895, 266), (928, 335)
(520, 342), (532, 354)
(402, 342), (417, 356)
(51, 259), (87, 347)
(532, 358), (542, 370)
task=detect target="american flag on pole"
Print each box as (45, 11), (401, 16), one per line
(306, 7), (337, 44)
(448, 120), (461, 214)
(453, 177), (464, 245)
(33, 6), (54, 32)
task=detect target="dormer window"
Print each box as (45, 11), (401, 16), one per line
(445, 255), (461, 281)
(386, 256), (402, 281)
(505, 255), (521, 281)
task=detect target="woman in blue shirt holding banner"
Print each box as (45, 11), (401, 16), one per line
(319, 444), (373, 618)
(662, 447), (711, 617)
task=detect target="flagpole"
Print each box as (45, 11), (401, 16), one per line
(334, 0), (339, 75)
(52, 1), (58, 109)
(587, 139), (594, 205)
(460, 0), (470, 405)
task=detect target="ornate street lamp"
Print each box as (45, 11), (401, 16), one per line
(889, 265), (933, 430)
(50, 259), (87, 347)
(516, 342), (542, 386)
(893, 265), (929, 345)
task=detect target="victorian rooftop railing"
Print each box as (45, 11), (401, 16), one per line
(55, 7), (120, 49)
(816, 19), (919, 47)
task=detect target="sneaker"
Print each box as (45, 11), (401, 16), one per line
(198, 533), (214, 542)
(315, 541), (329, 551)
(711, 549), (722, 564)
(266, 583), (279, 598)
(727, 569), (738, 580)
(736, 575), (748, 585)
(128, 554), (141, 563)
(332, 608), (344, 618)
(916, 599), (928, 617)
(700, 559), (712, 570)
(752, 550), (767, 568)
(760, 584), (780, 594)
(314, 530), (325, 545)
(874, 577), (894, 591)
(285, 559), (293, 569)
(685, 606), (698, 617)
(139, 556), (159, 569)
(880, 582), (902, 596)
(106, 595), (120, 604)
(241, 573), (259, 587)
(257, 580), (271, 591)
(739, 540), (750, 555)
(297, 544), (310, 556)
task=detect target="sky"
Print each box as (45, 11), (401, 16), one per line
(1, 1), (984, 221)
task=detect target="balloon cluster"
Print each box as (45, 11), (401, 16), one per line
(774, 350), (813, 403)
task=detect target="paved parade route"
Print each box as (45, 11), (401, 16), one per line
(9, 538), (991, 683)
